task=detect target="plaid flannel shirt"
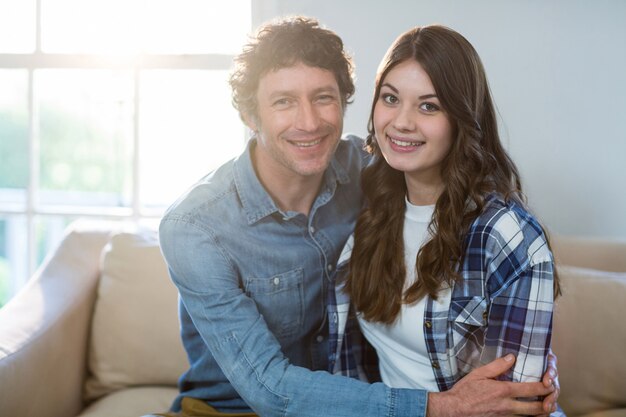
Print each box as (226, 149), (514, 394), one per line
(328, 195), (557, 391)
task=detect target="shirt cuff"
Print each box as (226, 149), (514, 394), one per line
(390, 387), (428, 417)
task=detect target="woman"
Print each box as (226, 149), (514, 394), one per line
(329, 24), (562, 412)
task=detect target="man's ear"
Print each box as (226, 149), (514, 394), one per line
(242, 113), (258, 132)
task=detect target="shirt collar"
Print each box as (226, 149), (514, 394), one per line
(233, 139), (278, 225)
(233, 138), (351, 225)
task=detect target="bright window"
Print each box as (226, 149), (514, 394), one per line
(0, 0), (251, 307)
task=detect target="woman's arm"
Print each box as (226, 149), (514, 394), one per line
(484, 259), (555, 383)
(478, 207), (556, 383)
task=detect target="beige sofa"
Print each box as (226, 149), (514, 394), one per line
(0, 220), (624, 417)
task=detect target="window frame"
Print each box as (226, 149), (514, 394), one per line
(0, 0), (251, 297)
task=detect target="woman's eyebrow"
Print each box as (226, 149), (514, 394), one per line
(380, 83), (437, 100)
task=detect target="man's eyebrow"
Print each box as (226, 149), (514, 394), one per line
(312, 85), (340, 94)
(380, 82), (437, 100)
(267, 85), (339, 99)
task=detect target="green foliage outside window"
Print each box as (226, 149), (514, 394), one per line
(38, 105), (129, 196)
(0, 105), (129, 196)
(0, 111), (28, 190)
(0, 259), (8, 308)
(0, 102), (128, 307)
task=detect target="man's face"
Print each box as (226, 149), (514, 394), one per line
(248, 62), (344, 180)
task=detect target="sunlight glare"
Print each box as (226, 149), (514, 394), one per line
(139, 70), (245, 209)
(0, 0), (36, 52)
(41, 0), (251, 54)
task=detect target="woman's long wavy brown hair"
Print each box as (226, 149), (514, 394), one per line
(345, 25), (559, 324)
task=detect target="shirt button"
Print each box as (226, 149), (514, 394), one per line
(309, 226), (315, 234)
(432, 361), (440, 369)
(273, 277), (280, 285)
(332, 312), (338, 323)
(424, 320), (432, 328)
(327, 264), (333, 272)
(316, 335), (324, 343)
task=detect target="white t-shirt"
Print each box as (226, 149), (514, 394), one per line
(357, 198), (449, 391)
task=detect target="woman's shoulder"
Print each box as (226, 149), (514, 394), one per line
(468, 194), (552, 265)
(472, 194), (537, 234)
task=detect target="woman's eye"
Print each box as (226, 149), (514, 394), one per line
(420, 102), (440, 112)
(381, 93), (398, 105)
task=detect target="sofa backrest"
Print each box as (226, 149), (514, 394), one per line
(85, 229), (188, 401)
(82, 229), (626, 415)
(552, 235), (626, 272)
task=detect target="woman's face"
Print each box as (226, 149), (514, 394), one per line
(373, 59), (453, 189)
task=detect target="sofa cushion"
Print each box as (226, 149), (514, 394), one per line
(77, 386), (178, 417)
(85, 229), (188, 400)
(552, 265), (626, 415)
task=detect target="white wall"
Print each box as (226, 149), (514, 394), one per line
(253, 0), (626, 239)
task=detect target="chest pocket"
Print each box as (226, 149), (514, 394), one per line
(450, 296), (487, 326)
(448, 296), (488, 360)
(244, 268), (304, 339)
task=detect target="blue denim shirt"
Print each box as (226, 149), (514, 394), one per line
(159, 135), (428, 417)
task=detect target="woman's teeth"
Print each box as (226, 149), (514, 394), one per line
(389, 136), (424, 147)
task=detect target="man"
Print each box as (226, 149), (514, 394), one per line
(156, 16), (559, 417)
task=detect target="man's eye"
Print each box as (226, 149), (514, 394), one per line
(317, 94), (336, 103)
(273, 98), (292, 107)
(381, 94), (398, 105)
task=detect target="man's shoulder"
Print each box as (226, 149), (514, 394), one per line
(338, 133), (366, 152)
(162, 159), (238, 223)
(334, 134), (370, 167)
(342, 133), (366, 144)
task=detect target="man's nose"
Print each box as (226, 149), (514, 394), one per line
(294, 101), (321, 131)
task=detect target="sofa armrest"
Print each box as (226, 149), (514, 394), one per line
(552, 265), (626, 415)
(0, 222), (114, 417)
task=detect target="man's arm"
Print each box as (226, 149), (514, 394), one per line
(427, 355), (557, 417)
(159, 218), (425, 417)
